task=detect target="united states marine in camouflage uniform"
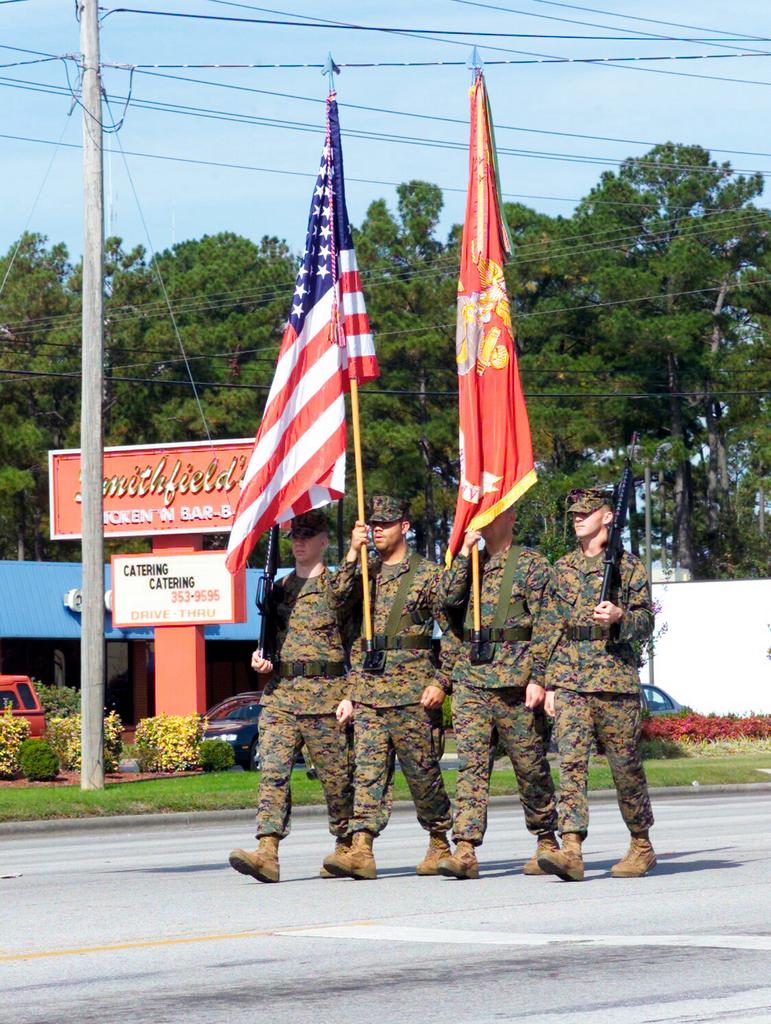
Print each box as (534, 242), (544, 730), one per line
(323, 495), (454, 881)
(435, 507), (559, 880)
(539, 488), (656, 883)
(229, 511), (357, 884)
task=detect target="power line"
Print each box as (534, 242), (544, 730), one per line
(0, 365), (769, 401)
(508, 0), (766, 42)
(444, 0), (771, 54)
(127, 69), (771, 161)
(9, 74), (771, 179)
(95, 9), (771, 42)
(16, 70), (771, 167)
(116, 49), (771, 69)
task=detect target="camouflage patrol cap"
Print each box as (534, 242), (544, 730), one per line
(567, 487), (613, 514)
(368, 495), (409, 523)
(287, 510), (330, 537)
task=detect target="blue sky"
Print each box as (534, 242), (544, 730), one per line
(3, 0), (771, 263)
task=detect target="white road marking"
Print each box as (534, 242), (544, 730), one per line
(280, 924), (771, 952)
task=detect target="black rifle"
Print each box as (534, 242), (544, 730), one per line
(600, 433), (639, 604)
(255, 525), (280, 660)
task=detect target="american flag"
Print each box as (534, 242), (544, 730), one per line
(226, 93), (378, 574)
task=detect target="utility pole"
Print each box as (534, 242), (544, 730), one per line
(80, 0), (105, 790)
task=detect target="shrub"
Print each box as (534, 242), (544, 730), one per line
(46, 717), (81, 770)
(45, 711), (124, 772)
(642, 713), (771, 744)
(199, 739), (235, 773)
(35, 682), (81, 719)
(103, 712), (124, 772)
(640, 737), (689, 760)
(19, 738), (60, 781)
(0, 705), (30, 777)
(135, 714), (203, 772)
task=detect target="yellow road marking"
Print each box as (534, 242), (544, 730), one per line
(0, 921), (377, 963)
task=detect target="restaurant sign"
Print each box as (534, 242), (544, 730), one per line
(111, 551), (246, 626)
(49, 439), (253, 539)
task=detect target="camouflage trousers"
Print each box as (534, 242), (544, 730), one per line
(255, 709), (354, 839)
(452, 684), (558, 845)
(351, 702), (452, 836)
(553, 689), (654, 838)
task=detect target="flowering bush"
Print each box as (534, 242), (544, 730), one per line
(135, 714), (203, 772)
(642, 714), (771, 743)
(46, 711), (124, 772)
(0, 704), (30, 776)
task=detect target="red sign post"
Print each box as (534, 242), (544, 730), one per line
(50, 440), (251, 716)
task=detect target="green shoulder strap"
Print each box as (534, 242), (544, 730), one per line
(383, 553), (423, 637)
(464, 545), (525, 631)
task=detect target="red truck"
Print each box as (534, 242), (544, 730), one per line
(0, 676), (46, 738)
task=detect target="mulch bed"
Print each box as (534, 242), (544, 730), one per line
(0, 770), (203, 788)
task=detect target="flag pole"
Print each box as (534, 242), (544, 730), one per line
(323, 53), (374, 647)
(471, 543), (482, 633)
(350, 380), (373, 644)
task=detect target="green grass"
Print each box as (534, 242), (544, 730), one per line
(2, 752), (771, 822)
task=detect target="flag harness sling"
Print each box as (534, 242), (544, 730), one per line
(466, 544), (532, 664)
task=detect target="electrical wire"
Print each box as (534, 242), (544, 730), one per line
(95, 9), (771, 41)
(0, 110), (75, 303)
(443, 0), (771, 55)
(127, 69), (771, 161)
(4, 204), (771, 347)
(0, 365), (769, 402)
(104, 96), (213, 442)
(9, 73), (771, 179)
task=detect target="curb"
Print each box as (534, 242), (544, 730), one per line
(2, 782), (771, 839)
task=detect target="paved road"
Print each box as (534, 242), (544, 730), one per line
(3, 792), (771, 1024)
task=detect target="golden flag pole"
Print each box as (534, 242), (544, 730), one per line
(349, 378), (373, 643)
(471, 543), (482, 633)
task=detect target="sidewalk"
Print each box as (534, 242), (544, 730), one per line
(3, 782), (770, 839)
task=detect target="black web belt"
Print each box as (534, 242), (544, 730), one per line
(566, 625), (609, 641)
(277, 661), (346, 678)
(462, 626), (532, 643)
(361, 636), (432, 653)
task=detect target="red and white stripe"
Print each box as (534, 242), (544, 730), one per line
(225, 249), (378, 574)
(339, 249), (378, 385)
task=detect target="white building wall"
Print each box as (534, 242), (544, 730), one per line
(646, 579), (771, 715)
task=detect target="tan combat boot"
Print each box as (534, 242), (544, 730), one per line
(523, 831), (560, 876)
(537, 832), (584, 882)
(611, 832), (657, 878)
(415, 830), (452, 876)
(322, 831), (377, 880)
(229, 835), (280, 883)
(435, 840), (480, 880)
(319, 834), (353, 878)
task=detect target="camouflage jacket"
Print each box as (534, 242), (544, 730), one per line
(329, 550), (456, 708)
(440, 546), (555, 690)
(259, 568), (356, 715)
(545, 548), (653, 695)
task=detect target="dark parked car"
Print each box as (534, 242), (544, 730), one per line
(642, 685), (683, 715)
(203, 693), (263, 771)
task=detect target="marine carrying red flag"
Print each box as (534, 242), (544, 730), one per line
(226, 93), (378, 574)
(446, 71), (536, 566)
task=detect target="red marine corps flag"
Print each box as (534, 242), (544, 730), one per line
(446, 70), (536, 566)
(226, 92), (378, 574)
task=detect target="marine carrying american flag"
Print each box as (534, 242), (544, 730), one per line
(226, 92), (378, 574)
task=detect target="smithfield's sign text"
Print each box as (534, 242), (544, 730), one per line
(49, 439), (253, 539)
